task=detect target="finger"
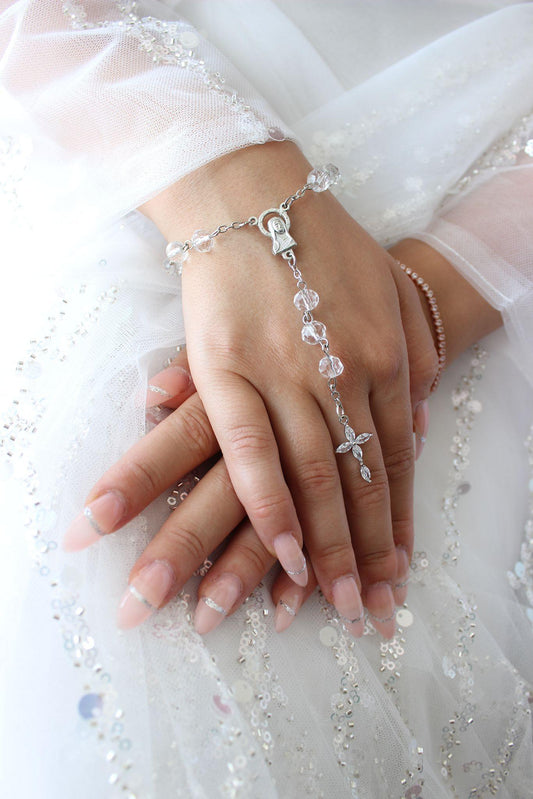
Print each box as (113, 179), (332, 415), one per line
(271, 561), (318, 633)
(146, 347), (195, 409)
(369, 375), (415, 608)
(332, 403), (398, 639)
(264, 390), (365, 638)
(194, 518), (276, 635)
(194, 371), (308, 588)
(62, 391), (219, 552)
(116, 457), (245, 629)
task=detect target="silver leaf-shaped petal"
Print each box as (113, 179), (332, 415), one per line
(336, 442), (353, 454)
(352, 444), (363, 463)
(355, 433), (373, 445)
(344, 425), (356, 442)
(360, 465), (372, 483)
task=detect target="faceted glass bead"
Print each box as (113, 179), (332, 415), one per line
(191, 229), (214, 253)
(307, 163), (340, 192)
(294, 288), (319, 311)
(165, 240), (189, 263)
(301, 320), (326, 344)
(319, 355), (344, 378)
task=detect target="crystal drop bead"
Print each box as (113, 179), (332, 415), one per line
(191, 229), (214, 252)
(294, 288), (319, 311)
(307, 163), (340, 192)
(163, 259), (177, 276)
(319, 355), (344, 378)
(301, 320), (326, 344)
(165, 241), (189, 263)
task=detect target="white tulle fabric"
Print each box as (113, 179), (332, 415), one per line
(0, 2), (532, 798)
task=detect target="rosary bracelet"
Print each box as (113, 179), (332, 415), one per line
(162, 164), (375, 481)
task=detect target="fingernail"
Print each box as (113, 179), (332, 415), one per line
(62, 491), (126, 552)
(393, 546), (410, 606)
(274, 588), (305, 633)
(414, 399), (429, 460)
(273, 534), (308, 587)
(117, 560), (175, 630)
(146, 366), (192, 407)
(194, 573), (242, 635)
(365, 583), (396, 639)
(332, 576), (364, 638)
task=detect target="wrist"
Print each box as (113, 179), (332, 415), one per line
(140, 141), (313, 242)
(388, 238), (502, 364)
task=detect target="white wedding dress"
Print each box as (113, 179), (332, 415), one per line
(0, 2), (532, 797)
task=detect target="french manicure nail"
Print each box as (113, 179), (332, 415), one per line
(62, 490), (126, 552)
(273, 533), (308, 587)
(274, 589), (305, 633)
(146, 366), (192, 407)
(365, 582), (396, 639)
(413, 399), (429, 460)
(117, 560), (175, 630)
(393, 546), (410, 606)
(194, 573), (242, 635)
(332, 576), (364, 638)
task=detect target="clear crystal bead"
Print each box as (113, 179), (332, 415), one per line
(307, 164), (340, 192)
(294, 288), (319, 311)
(165, 241), (189, 263)
(301, 320), (326, 344)
(319, 355), (344, 378)
(191, 229), (214, 252)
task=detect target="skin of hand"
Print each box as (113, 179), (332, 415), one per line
(62, 143), (503, 637)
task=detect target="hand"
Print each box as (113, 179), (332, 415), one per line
(140, 141), (439, 638)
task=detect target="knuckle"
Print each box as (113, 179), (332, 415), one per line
(383, 444), (415, 483)
(225, 423), (272, 460)
(374, 345), (404, 386)
(316, 539), (355, 569)
(248, 490), (292, 522)
(348, 470), (389, 513)
(173, 402), (214, 458)
(294, 457), (339, 501)
(231, 540), (271, 576)
(411, 345), (439, 393)
(127, 458), (161, 499)
(166, 523), (208, 564)
(358, 545), (397, 575)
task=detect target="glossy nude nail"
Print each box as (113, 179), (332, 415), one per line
(414, 399), (429, 460)
(332, 576), (364, 638)
(117, 560), (175, 630)
(274, 589), (305, 633)
(62, 491), (125, 552)
(393, 546), (410, 606)
(273, 533), (308, 587)
(194, 573), (242, 635)
(146, 366), (192, 408)
(366, 582), (396, 639)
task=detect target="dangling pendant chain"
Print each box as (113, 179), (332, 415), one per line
(163, 164), (373, 482)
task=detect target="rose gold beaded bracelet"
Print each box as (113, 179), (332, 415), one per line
(397, 262), (446, 392)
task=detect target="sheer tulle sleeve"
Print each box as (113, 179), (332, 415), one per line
(0, 0), (294, 247)
(412, 126), (533, 386)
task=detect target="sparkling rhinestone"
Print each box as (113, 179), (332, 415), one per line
(514, 561), (526, 579)
(307, 163), (340, 192)
(165, 240), (189, 262)
(319, 356), (344, 378)
(396, 608), (414, 627)
(294, 288), (319, 311)
(191, 229), (213, 252)
(319, 626), (338, 646)
(179, 30), (200, 49)
(301, 320), (326, 344)
(457, 482), (471, 495)
(525, 139), (533, 157)
(268, 127), (285, 141)
(78, 693), (103, 719)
